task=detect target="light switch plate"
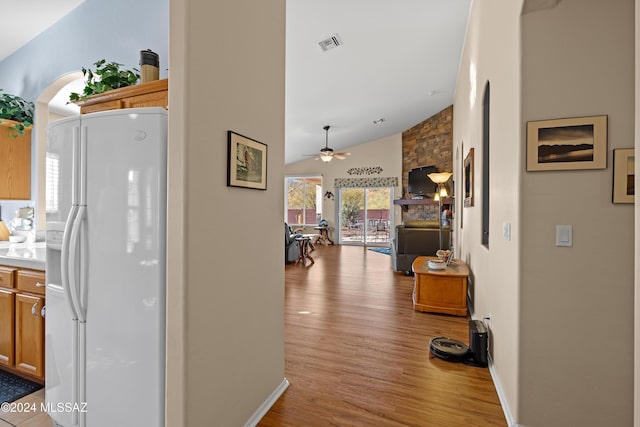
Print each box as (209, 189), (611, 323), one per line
(556, 225), (572, 247)
(503, 222), (511, 241)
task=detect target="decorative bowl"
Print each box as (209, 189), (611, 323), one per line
(9, 235), (26, 243)
(428, 259), (446, 270)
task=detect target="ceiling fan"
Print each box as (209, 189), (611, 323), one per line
(304, 125), (351, 162)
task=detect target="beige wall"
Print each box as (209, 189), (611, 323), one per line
(520, 0), (634, 425)
(163, 1), (637, 425)
(457, 0), (635, 425)
(453, 0), (522, 423)
(636, 1), (640, 424)
(285, 133), (403, 237)
(167, 1), (287, 426)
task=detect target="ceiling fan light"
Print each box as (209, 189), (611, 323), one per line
(320, 154), (333, 162)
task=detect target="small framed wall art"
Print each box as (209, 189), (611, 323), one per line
(526, 115), (607, 171)
(612, 148), (634, 203)
(227, 131), (268, 190)
(464, 148), (474, 207)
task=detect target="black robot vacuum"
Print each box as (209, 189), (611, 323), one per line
(429, 320), (488, 367)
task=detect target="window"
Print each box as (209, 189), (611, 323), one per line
(285, 176), (323, 225)
(45, 153), (60, 214)
(482, 82), (490, 247)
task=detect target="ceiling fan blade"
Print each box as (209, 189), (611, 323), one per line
(333, 154), (347, 160)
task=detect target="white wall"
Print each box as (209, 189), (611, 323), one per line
(453, 0), (522, 423)
(167, 1), (286, 425)
(285, 133), (403, 238)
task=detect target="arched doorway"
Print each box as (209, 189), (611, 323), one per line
(33, 72), (83, 232)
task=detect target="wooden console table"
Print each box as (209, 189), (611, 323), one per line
(411, 256), (469, 316)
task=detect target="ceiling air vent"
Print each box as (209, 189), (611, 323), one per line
(318, 34), (343, 52)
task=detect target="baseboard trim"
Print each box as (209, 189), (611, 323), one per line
(486, 354), (519, 427)
(244, 377), (289, 427)
(469, 311), (518, 427)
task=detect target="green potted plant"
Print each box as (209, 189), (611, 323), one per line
(69, 59), (140, 102)
(0, 90), (34, 137)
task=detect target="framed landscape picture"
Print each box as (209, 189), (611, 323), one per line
(526, 115), (607, 171)
(227, 131), (268, 190)
(612, 148), (634, 203)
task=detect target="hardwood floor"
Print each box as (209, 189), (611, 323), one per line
(259, 245), (506, 427)
(11, 245), (505, 426)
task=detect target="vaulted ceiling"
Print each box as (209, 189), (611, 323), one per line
(1, 0), (471, 164)
(285, 0), (471, 163)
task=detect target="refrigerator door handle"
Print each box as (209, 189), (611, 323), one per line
(68, 205), (87, 322)
(61, 205), (79, 320)
(71, 126), (80, 206)
(79, 126), (87, 206)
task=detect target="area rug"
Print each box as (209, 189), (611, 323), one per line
(368, 247), (391, 255)
(0, 370), (43, 404)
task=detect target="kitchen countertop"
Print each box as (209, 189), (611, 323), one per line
(0, 241), (46, 270)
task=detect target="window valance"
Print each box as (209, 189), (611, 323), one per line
(334, 177), (398, 188)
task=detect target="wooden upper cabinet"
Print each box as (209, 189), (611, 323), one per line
(75, 78), (168, 114)
(0, 120), (31, 200)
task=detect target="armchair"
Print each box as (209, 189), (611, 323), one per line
(391, 221), (449, 274)
(285, 223), (301, 263)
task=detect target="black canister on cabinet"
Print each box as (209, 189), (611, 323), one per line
(140, 49), (159, 83)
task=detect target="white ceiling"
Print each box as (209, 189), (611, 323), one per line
(1, 0), (471, 164)
(0, 0), (85, 62)
(285, 0), (471, 164)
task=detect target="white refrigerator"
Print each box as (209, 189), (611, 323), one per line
(45, 107), (167, 427)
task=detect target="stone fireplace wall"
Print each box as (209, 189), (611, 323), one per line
(401, 105), (453, 221)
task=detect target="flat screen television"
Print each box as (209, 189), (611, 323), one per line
(408, 166), (437, 197)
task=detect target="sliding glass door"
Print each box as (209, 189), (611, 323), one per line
(338, 187), (393, 246)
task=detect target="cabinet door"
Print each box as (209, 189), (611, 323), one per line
(0, 122), (31, 200)
(0, 289), (15, 367)
(15, 293), (44, 378)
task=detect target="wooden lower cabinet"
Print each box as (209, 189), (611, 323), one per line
(15, 293), (44, 378)
(0, 267), (45, 380)
(0, 289), (15, 367)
